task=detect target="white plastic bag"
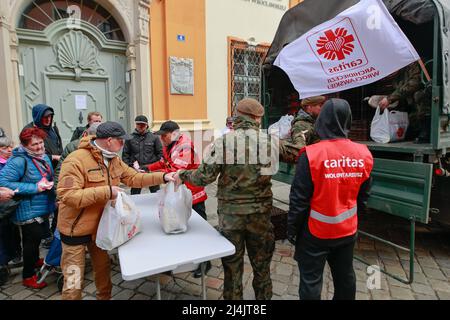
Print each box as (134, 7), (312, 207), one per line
(268, 114), (294, 139)
(96, 192), (141, 251)
(370, 107), (409, 143)
(388, 110), (409, 142)
(158, 182), (192, 234)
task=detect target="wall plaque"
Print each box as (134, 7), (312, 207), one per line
(169, 56), (194, 95)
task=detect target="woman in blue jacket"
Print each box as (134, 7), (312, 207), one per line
(0, 127), (56, 289)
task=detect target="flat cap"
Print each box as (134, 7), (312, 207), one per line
(236, 98), (264, 117)
(96, 121), (131, 140)
(301, 96), (326, 107)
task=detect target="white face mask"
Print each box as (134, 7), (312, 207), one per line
(171, 131), (180, 143)
(93, 141), (120, 159)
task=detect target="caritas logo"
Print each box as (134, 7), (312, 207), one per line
(307, 18), (368, 75)
(316, 28), (355, 61)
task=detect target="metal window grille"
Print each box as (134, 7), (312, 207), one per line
(230, 40), (269, 115)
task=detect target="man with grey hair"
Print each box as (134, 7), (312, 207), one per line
(57, 121), (174, 300)
(54, 123), (101, 189)
(50, 123), (102, 238)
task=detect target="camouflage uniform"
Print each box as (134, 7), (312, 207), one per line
(279, 109), (320, 163)
(179, 115), (275, 300)
(387, 63), (430, 139)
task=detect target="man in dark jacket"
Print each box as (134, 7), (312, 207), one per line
(122, 115), (163, 194)
(24, 104), (63, 170)
(287, 99), (373, 300)
(70, 111), (103, 142)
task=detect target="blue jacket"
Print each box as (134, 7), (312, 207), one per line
(0, 147), (56, 223)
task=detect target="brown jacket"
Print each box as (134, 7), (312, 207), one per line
(57, 137), (165, 239)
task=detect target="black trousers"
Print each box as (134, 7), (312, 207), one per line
(131, 186), (160, 195)
(21, 222), (46, 279)
(192, 202), (207, 221)
(0, 219), (22, 265)
(297, 238), (356, 300)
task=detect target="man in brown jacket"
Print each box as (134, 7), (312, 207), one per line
(57, 122), (175, 300)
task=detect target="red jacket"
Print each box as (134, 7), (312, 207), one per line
(148, 134), (207, 205)
(305, 139), (373, 239)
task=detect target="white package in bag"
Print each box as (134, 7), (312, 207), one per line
(158, 182), (192, 234)
(387, 110), (409, 142)
(96, 192), (141, 251)
(370, 107), (409, 143)
(268, 114), (294, 139)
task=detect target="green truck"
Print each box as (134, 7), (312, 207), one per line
(261, 0), (450, 282)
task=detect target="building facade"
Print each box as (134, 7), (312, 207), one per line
(0, 0), (300, 144)
(150, 0), (294, 135)
(0, 0), (151, 145)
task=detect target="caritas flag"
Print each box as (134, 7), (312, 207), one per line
(274, 0), (420, 99)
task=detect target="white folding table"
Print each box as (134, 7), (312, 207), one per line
(118, 193), (235, 299)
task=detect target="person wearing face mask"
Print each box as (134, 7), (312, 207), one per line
(175, 98), (276, 300)
(56, 121), (175, 300)
(145, 120), (209, 278)
(0, 128), (57, 289)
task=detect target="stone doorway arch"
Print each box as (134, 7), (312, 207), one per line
(0, 0), (152, 140)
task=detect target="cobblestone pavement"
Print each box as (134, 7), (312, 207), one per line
(1, 181), (450, 300)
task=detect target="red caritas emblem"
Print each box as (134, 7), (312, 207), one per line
(316, 28), (355, 61)
(397, 127), (405, 138)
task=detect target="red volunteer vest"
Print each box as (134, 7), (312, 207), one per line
(148, 134), (207, 205)
(305, 139), (373, 239)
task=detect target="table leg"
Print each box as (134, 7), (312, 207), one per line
(156, 275), (161, 300)
(201, 262), (206, 300)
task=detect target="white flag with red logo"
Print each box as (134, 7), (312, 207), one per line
(273, 0), (420, 99)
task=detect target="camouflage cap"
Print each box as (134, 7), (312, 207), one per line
(301, 95), (326, 107)
(236, 98), (264, 117)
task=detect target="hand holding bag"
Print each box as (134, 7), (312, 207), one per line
(158, 182), (192, 234)
(370, 107), (409, 143)
(96, 192), (141, 251)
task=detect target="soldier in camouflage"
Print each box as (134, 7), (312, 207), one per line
(377, 63), (430, 142)
(279, 96), (325, 163)
(176, 98), (276, 300)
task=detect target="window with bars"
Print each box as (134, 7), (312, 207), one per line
(19, 0), (125, 42)
(229, 40), (269, 115)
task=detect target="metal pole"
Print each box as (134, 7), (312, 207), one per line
(409, 218), (416, 284)
(156, 275), (161, 300)
(201, 262), (207, 300)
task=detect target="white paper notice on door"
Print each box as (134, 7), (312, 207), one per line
(75, 95), (87, 110)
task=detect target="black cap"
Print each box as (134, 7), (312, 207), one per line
(96, 121), (131, 140)
(135, 115), (148, 124)
(154, 120), (180, 135)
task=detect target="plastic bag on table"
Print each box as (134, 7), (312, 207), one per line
(158, 182), (192, 234)
(96, 192), (141, 251)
